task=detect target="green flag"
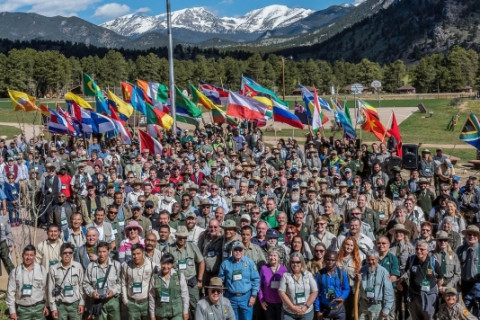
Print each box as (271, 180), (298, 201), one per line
(157, 83), (169, 103)
(344, 101), (353, 126)
(83, 73), (101, 97)
(175, 86), (202, 118)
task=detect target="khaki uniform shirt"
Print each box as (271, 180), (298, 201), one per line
(121, 259), (155, 304)
(145, 249), (163, 265)
(36, 239), (64, 272)
(244, 242), (266, 268)
(48, 261), (85, 311)
(6, 263), (47, 314)
(83, 259), (122, 297)
(436, 302), (477, 320)
(163, 242), (204, 280)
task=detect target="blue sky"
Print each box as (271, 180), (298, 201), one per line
(0, 0), (364, 23)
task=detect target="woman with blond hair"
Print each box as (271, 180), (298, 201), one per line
(432, 230), (461, 292)
(439, 200), (466, 233)
(336, 236), (361, 318)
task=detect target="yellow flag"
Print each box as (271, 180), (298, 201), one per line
(8, 90), (38, 112)
(253, 96), (273, 109)
(107, 90), (134, 118)
(65, 92), (93, 110)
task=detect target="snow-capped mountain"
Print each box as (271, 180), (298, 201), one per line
(101, 5), (314, 37)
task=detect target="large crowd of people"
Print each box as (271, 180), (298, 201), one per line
(1, 124), (479, 320)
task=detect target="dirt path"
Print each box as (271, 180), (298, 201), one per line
(0, 121), (43, 141)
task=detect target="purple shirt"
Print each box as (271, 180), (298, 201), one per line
(258, 264), (287, 304)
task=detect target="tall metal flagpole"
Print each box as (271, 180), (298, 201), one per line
(167, 0), (176, 134)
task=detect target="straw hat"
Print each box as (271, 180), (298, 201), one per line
(388, 224), (410, 236)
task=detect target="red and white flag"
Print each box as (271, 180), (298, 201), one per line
(139, 129), (163, 154)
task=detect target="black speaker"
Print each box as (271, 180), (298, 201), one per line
(402, 144), (419, 169)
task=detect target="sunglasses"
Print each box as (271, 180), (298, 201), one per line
(211, 289), (222, 294)
(62, 251), (73, 255)
(233, 248), (244, 252)
(315, 250), (325, 253)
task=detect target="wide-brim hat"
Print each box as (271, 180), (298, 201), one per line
(133, 178), (143, 186)
(199, 199), (212, 207)
(244, 196), (256, 204)
(418, 178), (430, 185)
(221, 220), (239, 230)
(434, 230), (450, 241)
(175, 225), (189, 238)
(232, 196), (244, 205)
(205, 277), (226, 290)
(125, 220), (144, 234)
(388, 224), (410, 236)
(321, 190), (334, 198)
(461, 225), (480, 237)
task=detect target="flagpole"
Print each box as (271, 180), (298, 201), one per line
(167, 0), (177, 135)
(381, 110), (394, 143)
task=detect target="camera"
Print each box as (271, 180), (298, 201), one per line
(97, 288), (107, 299)
(52, 286), (62, 297)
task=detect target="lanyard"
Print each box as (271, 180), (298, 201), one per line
(418, 259), (430, 281)
(21, 264), (34, 285)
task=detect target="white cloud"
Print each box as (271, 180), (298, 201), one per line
(93, 2), (130, 19)
(220, 0), (233, 4)
(0, 0), (101, 16)
(135, 7), (150, 14)
(353, 0), (366, 5)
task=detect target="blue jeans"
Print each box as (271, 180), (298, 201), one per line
(282, 309), (314, 320)
(225, 292), (253, 320)
(8, 202), (19, 224)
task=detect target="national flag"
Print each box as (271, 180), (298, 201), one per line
(312, 88), (327, 133)
(190, 83), (215, 110)
(227, 91), (267, 120)
(336, 108), (357, 140)
(90, 111), (117, 134)
(47, 108), (74, 135)
(299, 85), (332, 112)
(83, 73), (101, 97)
(130, 86), (147, 115)
(156, 83), (170, 104)
(199, 83), (228, 105)
(387, 112), (403, 157)
(65, 92), (94, 110)
(145, 103), (174, 130)
(40, 104), (51, 117)
(121, 82), (134, 103)
(80, 109), (95, 133)
(176, 107), (201, 125)
(294, 101), (312, 125)
(358, 100), (389, 141)
(211, 107), (238, 127)
(8, 90), (38, 112)
(136, 80), (170, 111)
(113, 119), (131, 144)
(139, 129), (163, 154)
(82, 73), (108, 114)
(273, 102), (304, 129)
(460, 113), (480, 150)
(57, 105), (80, 136)
(175, 86), (202, 118)
(343, 100), (353, 126)
(253, 96), (273, 119)
(107, 90), (134, 120)
(241, 76), (288, 107)
(147, 124), (164, 140)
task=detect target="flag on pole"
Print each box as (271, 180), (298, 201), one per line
(199, 83), (228, 105)
(8, 90), (38, 112)
(312, 88), (327, 133)
(121, 82), (134, 103)
(227, 91), (267, 120)
(358, 100), (389, 141)
(343, 100), (353, 126)
(57, 105), (81, 136)
(65, 92), (94, 110)
(273, 102), (304, 129)
(241, 76), (288, 107)
(139, 129), (163, 154)
(47, 108), (74, 135)
(112, 118), (131, 144)
(299, 85), (332, 112)
(460, 113), (480, 150)
(40, 104), (51, 117)
(176, 107), (201, 125)
(175, 86), (202, 118)
(130, 86), (147, 115)
(145, 103), (174, 130)
(107, 90), (133, 120)
(387, 112), (403, 157)
(90, 111), (117, 133)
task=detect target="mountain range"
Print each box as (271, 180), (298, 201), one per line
(0, 0), (478, 64)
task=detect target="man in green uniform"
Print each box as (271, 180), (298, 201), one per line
(83, 241), (122, 320)
(195, 277), (236, 320)
(126, 202), (152, 238)
(47, 243), (85, 319)
(163, 225), (205, 319)
(6, 245), (49, 320)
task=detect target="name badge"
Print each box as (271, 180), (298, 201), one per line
(132, 282), (142, 293)
(161, 291), (170, 302)
(223, 251), (229, 258)
(118, 221), (125, 227)
(61, 184), (66, 190)
(12, 190), (17, 195)
(112, 229), (118, 235)
(22, 284), (32, 296)
(61, 217), (67, 225)
(207, 251), (216, 257)
(420, 280), (430, 292)
(270, 281), (279, 289)
(97, 277), (105, 289)
(378, 212), (385, 220)
(295, 292), (306, 304)
(366, 288), (375, 299)
(178, 259), (187, 270)
(50, 260), (58, 266)
(64, 285), (74, 297)
(411, 266), (417, 272)
(233, 270), (242, 281)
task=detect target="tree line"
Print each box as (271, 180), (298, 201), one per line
(0, 44), (478, 98)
